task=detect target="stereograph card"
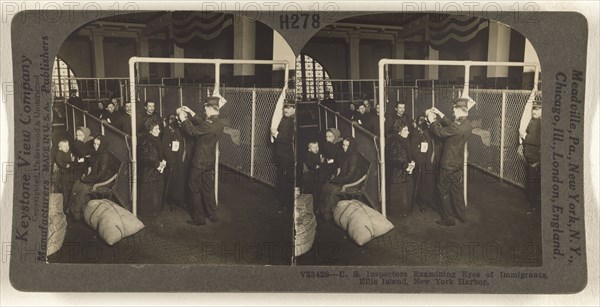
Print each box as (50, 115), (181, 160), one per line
(0, 0), (597, 299)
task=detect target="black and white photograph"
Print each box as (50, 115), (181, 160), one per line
(295, 13), (545, 267)
(47, 11), (297, 265)
(2, 1), (595, 298)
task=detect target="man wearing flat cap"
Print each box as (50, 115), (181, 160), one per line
(427, 97), (473, 227)
(520, 99), (542, 214)
(178, 97), (224, 226)
(273, 100), (296, 211)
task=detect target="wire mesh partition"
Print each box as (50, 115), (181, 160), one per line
(219, 87), (289, 187)
(502, 90), (542, 186)
(64, 102), (133, 210)
(466, 89), (503, 178)
(381, 85), (541, 188)
(253, 88), (292, 186)
(131, 83), (288, 187)
(218, 88), (254, 179)
(317, 105), (382, 210)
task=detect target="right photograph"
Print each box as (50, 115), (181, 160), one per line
(294, 13), (543, 266)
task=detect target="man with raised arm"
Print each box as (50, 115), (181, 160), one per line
(427, 98), (473, 227)
(178, 97), (224, 226)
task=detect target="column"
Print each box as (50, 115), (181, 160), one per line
(137, 38), (150, 79)
(424, 46), (439, 80)
(486, 21), (511, 78)
(233, 16), (256, 84)
(170, 43), (184, 78)
(91, 34), (105, 78)
(392, 37), (405, 81)
(348, 33), (360, 79)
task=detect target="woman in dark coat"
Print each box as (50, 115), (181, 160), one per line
(137, 117), (166, 216)
(321, 128), (342, 165)
(68, 135), (119, 220)
(318, 136), (369, 221)
(305, 128), (343, 205)
(411, 115), (441, 212)
(71, 126), (94, 179)
(162, 115), (185, 212)
(388, 124), (415, 217)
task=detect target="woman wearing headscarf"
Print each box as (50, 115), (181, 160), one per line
(411, 115), (441, 213)
(138, 117), (166, 216)
(161, 114), (185, 212)
(318, 136), (369, 221)
(388, 123), (416, 217)
(71, 126), (94, 178)
(321, 128), (343, 167)
(68, 135), (119, 220)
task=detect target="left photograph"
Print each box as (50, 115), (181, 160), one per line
(48, 11), (296, 265)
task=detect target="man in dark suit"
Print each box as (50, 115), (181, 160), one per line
(137, 100), (162, 135)
(385, 101), (414, 137)
(427, 97), (473, 226)
(273, 100), (296, 211)
(351, 104), (369, 127)
(178, 97), (224, 226)
(521, 99), (542, 214)
(120, 102), (133, 135)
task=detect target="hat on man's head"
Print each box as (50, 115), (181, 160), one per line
(453, 97), (476, 112)
(532, 99), (542, 109)
(453, 97), (469, 109)
(204, 96), (221, 109)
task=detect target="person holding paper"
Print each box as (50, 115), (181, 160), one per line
(388, 124), (416, 217)
(138, 117), (167, 217)
(411, 114), (441, 213)
(162, 114), (186, 212)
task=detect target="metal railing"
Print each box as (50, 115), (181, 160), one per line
(377, 59), (541, 217)
(63, 102), (133, 210)
(316, 104), (382, 211)
(128, 57), (290, 216)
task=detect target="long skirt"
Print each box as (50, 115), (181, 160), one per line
(414, 165), (438, 209)
(318, 182), (343, 221)
(69, 180), (93, 221)
(138, 179), (164, 217)
(389, 176), (413, 217)
(164, 162), (185, 203)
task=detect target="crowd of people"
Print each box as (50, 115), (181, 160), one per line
(306, 94), (542, 227)
(55, 90), (227, 226)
